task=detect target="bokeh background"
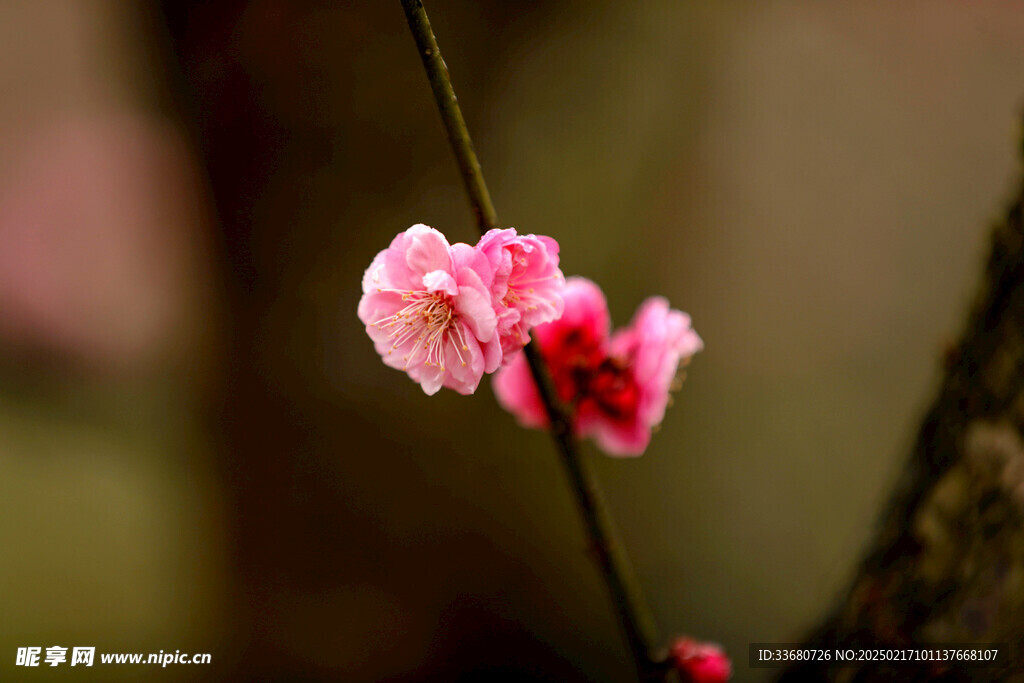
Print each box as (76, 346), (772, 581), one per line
(2, 1), (1024, 680)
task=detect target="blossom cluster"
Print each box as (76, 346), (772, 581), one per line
(357, 224), (564, 395)
(358, 224), (702, 456)
(494, 277), (702, 456)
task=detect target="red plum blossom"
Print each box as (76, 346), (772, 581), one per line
(493, 277), (701, 456)
(492, 277), (609, 427)
(670, 637), (732, 683)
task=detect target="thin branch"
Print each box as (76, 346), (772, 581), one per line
(399, 1), (666, 680)
(399, 0), (498, 234)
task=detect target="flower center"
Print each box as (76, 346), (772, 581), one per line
(373, 289), (469, 371)
(587, 359), (640, 421)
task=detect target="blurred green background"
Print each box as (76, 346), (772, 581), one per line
(1, 1), (1024, 680)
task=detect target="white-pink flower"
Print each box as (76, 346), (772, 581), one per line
(358, 224), (502, 395)
(477, 228), (565, 358)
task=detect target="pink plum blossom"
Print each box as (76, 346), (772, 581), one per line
(670, 637), (732, 683)
(493, 277), (701, 456)
(358, 224), (502, 395)
(477, 227), (565, 357)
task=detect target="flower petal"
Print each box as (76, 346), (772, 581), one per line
(422, 269), (458, 296)
(404, 224), (452, 277)
(492, 351), (549, 428)
(454, 267), (497, 342)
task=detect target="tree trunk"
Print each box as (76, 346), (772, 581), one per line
(782, 136), (1024, 681)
